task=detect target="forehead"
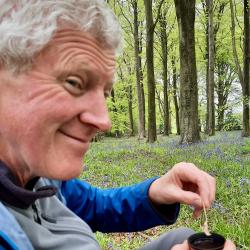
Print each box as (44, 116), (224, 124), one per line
(33, 29), (116, 82)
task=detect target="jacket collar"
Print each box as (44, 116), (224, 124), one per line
(0, 160), (57, 209)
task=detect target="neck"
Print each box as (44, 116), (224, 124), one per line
(0, 154), (33, 187)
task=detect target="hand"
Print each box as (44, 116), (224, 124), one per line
(148, 162), (216, 217)
(171, 240), (236, 250)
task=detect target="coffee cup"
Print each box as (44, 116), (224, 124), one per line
(188, 232), (226, 250)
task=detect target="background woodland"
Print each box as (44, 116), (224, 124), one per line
(103, 0), (250, 144)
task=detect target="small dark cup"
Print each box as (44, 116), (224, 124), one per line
(188, 232), (226, 250)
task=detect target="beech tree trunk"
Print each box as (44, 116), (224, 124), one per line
(174, 0), (200, 144)
(132, 0), (146, 139)
(125, 64), (135, 136)
(171, 56), (180, 135)
(127, 84), (134, 136)
(243, 0), (250, 136)
(144, 0), (157, 142)
(160, 11), (169, 136)
(230, 0), (250, 136)
(203, 0), (210, 134)
(217, 65), (226, 131)
(207, 0), (215, 135)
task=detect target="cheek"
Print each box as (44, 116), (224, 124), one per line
(0, 111), (25, 144)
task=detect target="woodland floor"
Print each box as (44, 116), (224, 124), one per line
(81, 131), (250, 250)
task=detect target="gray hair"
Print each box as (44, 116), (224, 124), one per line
(0, 0), (122, 72)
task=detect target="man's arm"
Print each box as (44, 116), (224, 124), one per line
(61, 178), (180, 233)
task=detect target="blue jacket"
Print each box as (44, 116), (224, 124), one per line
(0, 178), (180, 249)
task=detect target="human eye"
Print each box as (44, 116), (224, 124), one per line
(63, 76), (85, 96)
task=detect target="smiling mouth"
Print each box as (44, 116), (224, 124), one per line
(59, 130), (88, 144)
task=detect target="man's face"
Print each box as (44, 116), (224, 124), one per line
(0, 29), (115, 183)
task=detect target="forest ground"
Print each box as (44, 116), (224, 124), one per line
(81, 131), (250, 250)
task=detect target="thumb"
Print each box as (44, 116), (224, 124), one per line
(224, 240), (236, 250)
(171, 240), (189, 250)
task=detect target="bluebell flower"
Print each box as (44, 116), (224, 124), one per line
(226, 179), (231, 188)
(240, 178), (250, 186)
(212, 200), (227, 213)
(107, 242), (114, 249)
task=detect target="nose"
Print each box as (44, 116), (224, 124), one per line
(79, 91), (112, 132)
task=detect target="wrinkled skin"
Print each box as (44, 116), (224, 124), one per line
(0, 29), (115, 185)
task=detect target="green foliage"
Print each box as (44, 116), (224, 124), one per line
(106, 0), (244, 137)
(222, 113), (242, 131)
(81, 131), (250, 250)
(241, 139), (250, 154)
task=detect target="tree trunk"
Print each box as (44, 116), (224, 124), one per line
(171, 56), (180, 135)
(127, 84), (134, 136)
(118, 60), (135, 136)
(171, 57), (180, 135)
(144, 0), (157, 142)
(243, 0), (250, 136)
(229, 0), (249, 136)
(207, 0), (215, 135)
(156, 88), (164, 123)
(160, 12), (169, 136)
(174, 0), (200, 144)
(168, 97), (172, 134)
(141, 80), (146, 136)
(125, 64), (135, 136)
(217, 65), (225, 131)
(132, 0), (146, 139)
(203, 1), (210, 134)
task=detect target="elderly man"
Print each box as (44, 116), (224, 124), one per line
(0, 1), (235, 249)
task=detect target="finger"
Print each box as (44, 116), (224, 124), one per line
(224, 240), (236, 250)
(171, 188), (202, 207)
(193, 176), (214, 217)
(196, 171), (216, 209)
(200, 175), (216, 209)
(185, 165), (215, 209)
(193, 207), (202, 218)
(171, 240), (189, 250)
(171, 244), (182, 250)
(173, 163), (212, 208)
(195, 176), (215, 217)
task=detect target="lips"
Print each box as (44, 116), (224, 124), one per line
(59, 130), (88, 144)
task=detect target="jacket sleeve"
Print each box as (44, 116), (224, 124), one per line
(61, 178), (180, 233)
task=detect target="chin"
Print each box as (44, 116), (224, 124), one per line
(60, 166), (83, 180)
(46, 158), (84, 181)
(50, 170), (82, 181)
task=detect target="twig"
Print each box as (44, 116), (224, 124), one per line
(202, 201), (211, 236)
